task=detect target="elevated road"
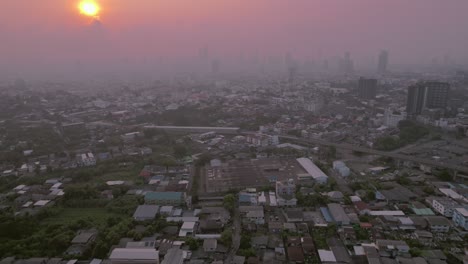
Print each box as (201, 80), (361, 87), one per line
(279, 135), (468, 175)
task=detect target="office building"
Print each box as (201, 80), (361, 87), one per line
(377, 50), (389, 74)
(358, 77), (377, 100)
(406, 82), (450, 115)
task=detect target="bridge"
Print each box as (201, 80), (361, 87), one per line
(278, 135), (468, 177)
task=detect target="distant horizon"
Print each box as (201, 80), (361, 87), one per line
(1, 0), (468, 80)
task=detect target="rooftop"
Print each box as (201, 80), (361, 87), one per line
(296, 158), (328, 180)
(109, 248), (159, 260)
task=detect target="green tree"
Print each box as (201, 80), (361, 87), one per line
(221, 229), (232, 246)
(223, 194), (236, 213)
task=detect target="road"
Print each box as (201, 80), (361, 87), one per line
(278, 135), (468, 175)
(225, 207), (241, 263)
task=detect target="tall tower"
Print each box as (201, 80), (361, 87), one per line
(406, 82), (450, 116)
(358, 77), (377, 100)
(377, 50), (389, 74)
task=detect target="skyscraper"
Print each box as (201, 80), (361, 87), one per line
(406, 82), (450, 115)
(358, 77), (377, 100)
(377, 50), (389, 74)
(340, 52), (354, 75)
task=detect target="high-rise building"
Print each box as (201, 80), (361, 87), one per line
(340, 52), (354, 74)
(358, 77), (378, 100)
(377, 50), (389, 74)
(406, 82), (450, 115)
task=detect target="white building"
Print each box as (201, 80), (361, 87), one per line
(78, 152), (96, 167)
(304, 98), (324, 113)
(332, 161), (350, 177)
(432, 198), (460, 217)
(296, 158), (328, 184)
(383, 109), (406, 127)
(246, 133), (279, 147)
(452, 208), (468, 230)
(179, 221), (197, 237)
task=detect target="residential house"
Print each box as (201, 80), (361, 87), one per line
(328, 203), (351, 226)
(452, 207), (468, 230)
(66, 229), (98, 256)
(375, 240), (410, 257)
(432, 197), (460, 217)
(275, 179), (297, 206)
(179, 221), (197, 237)
(425, 216), (451, 233)
(203, 239), (218, 252)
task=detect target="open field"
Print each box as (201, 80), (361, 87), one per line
(41, 208), (127, 225)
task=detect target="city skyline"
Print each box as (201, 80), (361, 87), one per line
(1, 1), (468, 80)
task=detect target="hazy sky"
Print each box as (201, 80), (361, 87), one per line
(1, 0), (468, 77)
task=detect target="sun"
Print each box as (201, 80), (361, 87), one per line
(79, 1), (100, 17)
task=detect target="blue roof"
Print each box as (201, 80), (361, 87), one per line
(239, 195), (252, 203)
(320, 207), (333, 222)
(145, 192), (183, 201)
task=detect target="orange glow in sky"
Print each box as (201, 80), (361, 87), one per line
(79, 0), (100, 17)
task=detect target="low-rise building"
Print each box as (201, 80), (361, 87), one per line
(432, 197), (460, 217)
(133, 205), (160, 221)
(452, 207), (468, 230)
(425, 216), (451, 233)
(144, 192), (185, 205)
(109, 248), (159, 264)
(203, 239), (218, 252)
(327, 203), (350, 226)
(275, 179), (297, 206)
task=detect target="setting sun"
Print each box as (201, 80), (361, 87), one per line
(79, 1), (100, 17)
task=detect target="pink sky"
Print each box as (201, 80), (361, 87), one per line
(1, 0), (468, 76)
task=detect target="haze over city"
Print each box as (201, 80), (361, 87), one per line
(2, 0), (468, 80)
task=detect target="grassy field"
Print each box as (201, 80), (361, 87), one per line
(41, 208), (127, 225)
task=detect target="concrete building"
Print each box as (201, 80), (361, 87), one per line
(383, 109), (406, 127)
(179, 221), (197, 237)
(78, 152), (96, 167)
(452, 208), (468, 230)
(432, 197), (460, 217)
(275, 179), (297, 206)
(426, 216), (451, 233)
(203, 239), (218, 252)
(332, 161), (350, 177)
(377, 50), (389, 74)
(406, 82), (450, 116)
(246, 133), (279, 147)
(358, 77), (378, 100)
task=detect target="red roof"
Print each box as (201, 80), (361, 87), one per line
(354, 201), (369, 211)
(360, 222), (373, 229)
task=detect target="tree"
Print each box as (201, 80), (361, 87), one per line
(436, 169), (453, 181)
(423, 186), (435, 195)
(365, 190), (375, 201)
(221, 229), (232, 246)
(174, 145), (188, 159)
(223, 194), (236, 213)
(186, 237), (200, 250)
